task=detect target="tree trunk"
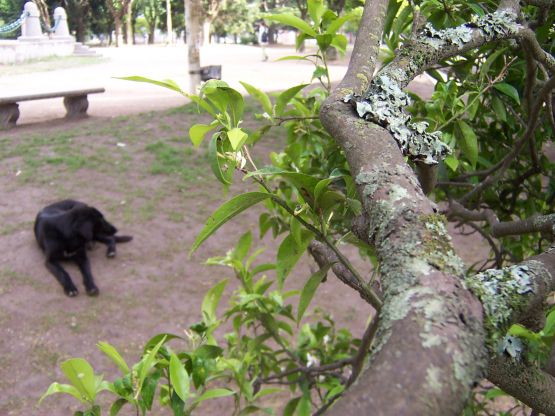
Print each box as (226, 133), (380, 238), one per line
(166, 0), (173, 44)
(114, 16), (122, 47)
(202, 19), (211, 45)
(126, 0), (134, 45)
(185, 0), (202, 93)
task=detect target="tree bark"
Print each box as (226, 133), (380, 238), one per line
(185, 0), (202, 93)
(166, 0), (173, 44)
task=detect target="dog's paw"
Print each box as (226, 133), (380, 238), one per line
(106, 250), (116, 258)
(65, 288), (79, 297)
(86, 286), (99, 296)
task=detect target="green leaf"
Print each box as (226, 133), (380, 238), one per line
(443, 155), (459, 172)
(275, 55), (312, 62)
(193, 388), (235, 404)
(544, 309), (555, 337)
(189, 123), (217, 148)
(239, 82), (273, 115)
(283, 397), (300, 416)
(480, 47), (506, 79)
(170, 353), (190, 403)
(171, 391), (185, 416)
(493, 83), (520, 105)
(201, 279), (228, 324)
(227, 127), (248, 150)
(326, 11), (358, 35)
(118, 76), (183, 94)
(191, 192), (273, 253)
(141, 369), (162, 410)
(143, 333), (182, 354)
(331, 34), (348, 54)
(201, 81), (245, 124)
(297, 264), (331, 322)
(485, 387), (507, 400)
(456, 120), (478, 168)
(312, 66), (328, 80)
(253, 387), (283, 400)
(290, 215), (303, 246)
(265, 13), (318, 37)
(316, 34), (333, 51)
(491, 96), (507, 122)
(208, 133), (233, 186)
(39, 382), (86, 405)
(195, 344), (224, 359)
(60, 358), (97, 403)
(308, 0), (326, 26)
(233, 231), (252, 261)
(137, 336), (166, 393)
(97, 342), (130, 375)
(468, 3), (485, 17)
(275, 84), (309, 117)
(109, 398), (128, 416)
(276, 234), (310, 287)
(297, 394), (311, 416)
(509, 324), (539, 341)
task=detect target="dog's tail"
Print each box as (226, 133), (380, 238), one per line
(115, 235), (133, 243)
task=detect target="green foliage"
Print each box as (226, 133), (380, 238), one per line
(43, 232), (358, 415)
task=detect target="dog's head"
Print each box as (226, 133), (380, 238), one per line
(73, 207), (117, 241)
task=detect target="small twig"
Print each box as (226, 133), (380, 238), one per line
(348, 314), (380, 386)
(275, 116), (320, 125)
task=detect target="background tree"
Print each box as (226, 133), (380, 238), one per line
(159, 0), (184, 41)
(106, 0), (132, 46)
(135, 0), (163, 44)
(62, 0), (91, 43)
(211, 0), (258, 43)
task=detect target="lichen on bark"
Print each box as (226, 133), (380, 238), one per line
(464, 261), (546, 348)
(345, 74), (450, 165)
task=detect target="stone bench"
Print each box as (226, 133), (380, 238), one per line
(0, 87), (105, 129)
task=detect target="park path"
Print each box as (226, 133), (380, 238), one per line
(0, 43), (435, 127)
(0, 44), (347, 125)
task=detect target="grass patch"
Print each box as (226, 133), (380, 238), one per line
(0, 55), (107, 76)
(145, 140), (209, 182)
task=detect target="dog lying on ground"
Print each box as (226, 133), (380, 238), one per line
(34, 200), (132, 297)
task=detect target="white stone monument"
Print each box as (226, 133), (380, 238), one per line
(18, 2), (45, 40)
(53, 7), (72, 40)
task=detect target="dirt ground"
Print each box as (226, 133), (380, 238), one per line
(0, 45), (485, 415)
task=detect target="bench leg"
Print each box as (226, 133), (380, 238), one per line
(63, 95), (89, 119)
(0, 103), (20, 129)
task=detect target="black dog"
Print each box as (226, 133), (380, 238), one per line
(34, 200), (132, 297)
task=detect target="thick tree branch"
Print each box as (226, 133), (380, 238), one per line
(488, 355), (555, 416)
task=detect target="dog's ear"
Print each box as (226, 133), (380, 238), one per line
(74, 219), (94, 241)
(73, 216), (94, 241)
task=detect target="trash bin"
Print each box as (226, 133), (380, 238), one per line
(200, 65), (222, 81)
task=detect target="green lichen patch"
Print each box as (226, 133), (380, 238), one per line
(420, 23), (473, 49)
(345, 75), (450, 165)
(419, 214), (465, 275)
(464, 264), (534, 346)
(470, 10), (520, 41)
(419, 10), (519, 49)
(426, 366), (443, 394)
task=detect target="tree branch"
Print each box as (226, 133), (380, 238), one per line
(308, 240), (382, 307)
